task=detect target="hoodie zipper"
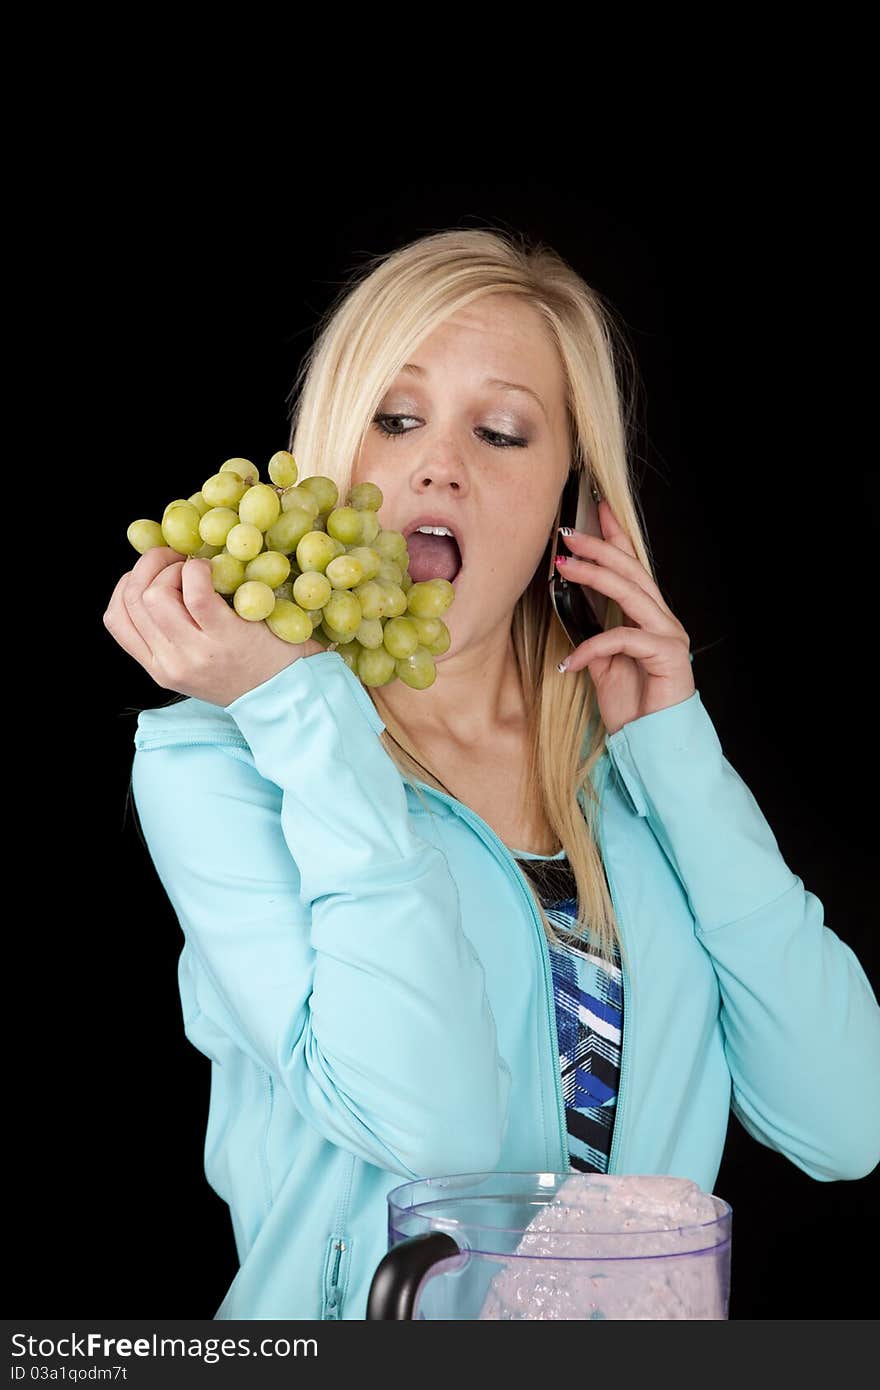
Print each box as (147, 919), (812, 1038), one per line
(321, 1153), (356, 1319)
(323, 1236), (349, 1319)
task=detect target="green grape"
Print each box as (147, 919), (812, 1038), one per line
(357, 645), (397, 686)
(265, 597), (313, 643)
(225, 522), (264, 562)
(298, 475), (338, 513)
(245, 551), (291, 588)
(295, 530), (337, 574)
(280, 485), (320, 519)
(210, 553), (247, 594)
(372, 529), (409, 567)
(162, 503), (203, 555)
(405, 578), (455, 619)
(187, 492), (212, 517)
(238, 482), (281, 531)
(374, 578), (408, 617)
(323, 589), (362, 640)
(320, 619), (350, 645)
(326, 506), (364, 545)
(292, 571), (332, 610)
(412, 616), (443, 646)
(334, 640), (361, 674)
(395, 645), (437, 689)
(202, 472), (248, 508)
(325, 554), (365, 590)
(345, 545), (381, 581)
(199, 506), (240, 546)
(376, 558), (404, 587)
(125, 459), (455, 694)
(355, 617), (384, 650)
(347, 481), (383, 511)
(352, 579), (385, 620)
(127, 519), (165, 554)
(233, 580), (276, 621)
(423, 621), (451, 656)
(383, 616), (420, 659)
(267, 450), (298, 488)
(265, 507), (314, 554)
(220, 457), (259, 487)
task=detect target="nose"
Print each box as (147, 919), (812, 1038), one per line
(411, 460), (467, 493)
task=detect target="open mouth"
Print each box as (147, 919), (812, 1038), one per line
(404, 530), (463, 585)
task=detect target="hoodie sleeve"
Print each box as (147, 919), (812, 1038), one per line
(131, 649), (511, 1181)
(604, 689), (880, 1183)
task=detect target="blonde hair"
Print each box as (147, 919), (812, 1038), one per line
(284, 224), (659, 975)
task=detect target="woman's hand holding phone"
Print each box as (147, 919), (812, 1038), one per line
(102, 548), (325, 708)
(555, 499), (695, 735)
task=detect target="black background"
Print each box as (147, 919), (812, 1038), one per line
(20, 153), (877, 1320)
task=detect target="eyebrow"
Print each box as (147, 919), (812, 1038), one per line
(399, 362), (547, 421)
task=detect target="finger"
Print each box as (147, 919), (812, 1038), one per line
(102, 572), (156, 669)
(598, 499), (638, 556)
(180, 556), (234, 633)
(124, 559), (203, 667)
(560, 529), (679, 624)
(126, 545), (194, 601)
(561, 627), (688, 676)
(555, 553), (681, 636)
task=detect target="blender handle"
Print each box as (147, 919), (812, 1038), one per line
(366, 1232), (461, 1319)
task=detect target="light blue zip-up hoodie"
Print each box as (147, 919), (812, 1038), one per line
(131, 649), (880, 1320)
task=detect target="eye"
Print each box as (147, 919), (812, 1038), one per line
(372, 415), (527, 448)
(372, 414), (417, 439)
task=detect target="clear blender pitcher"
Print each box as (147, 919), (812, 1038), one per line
(367, 1172), (732, 1320)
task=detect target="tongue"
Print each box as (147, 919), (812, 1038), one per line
(405, 532), (461, 583)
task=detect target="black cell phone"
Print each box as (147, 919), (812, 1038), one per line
(547, 470), (609, 648)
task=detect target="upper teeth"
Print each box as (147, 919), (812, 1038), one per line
(415, 525), (454, 537)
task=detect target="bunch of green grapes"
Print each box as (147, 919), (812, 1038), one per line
(126, 451), (454, 690)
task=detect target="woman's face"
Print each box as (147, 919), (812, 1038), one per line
(351, 294), (571, 656)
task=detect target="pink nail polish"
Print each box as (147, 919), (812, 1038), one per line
(554, 555), (568, 566)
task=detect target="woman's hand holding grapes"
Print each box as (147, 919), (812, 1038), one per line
(103, 547), (324, 707)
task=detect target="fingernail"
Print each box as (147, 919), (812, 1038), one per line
(558, 526), (575, 537)
(554, 555), (568, 566)
(556, 659), (569, 673)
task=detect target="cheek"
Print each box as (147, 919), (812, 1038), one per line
(350, 442), (392, 499)
(502, 516), (552, 565)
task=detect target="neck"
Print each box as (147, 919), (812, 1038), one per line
(372, 621), (526, 748)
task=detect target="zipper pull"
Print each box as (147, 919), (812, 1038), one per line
(324, 1238), (346, 1319)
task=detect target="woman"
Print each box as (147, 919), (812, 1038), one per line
(103, 227), (880, 1320)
